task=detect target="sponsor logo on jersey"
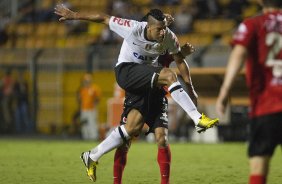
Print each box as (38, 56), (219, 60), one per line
(113, 17), (131, 27)
(133, 52), (155, 61)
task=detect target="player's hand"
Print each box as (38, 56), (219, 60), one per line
(215, 96), (228, 118)
(164, 14), (174, 26)
(181, 42), (195, 57)
(54, 4), (77, 21)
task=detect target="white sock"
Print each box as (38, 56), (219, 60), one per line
(89, 125), (130, 161)
(168, 81), (201, 125)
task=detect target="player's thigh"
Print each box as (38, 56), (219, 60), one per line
(124, 109), (145, 136)
(115, 63), (162, 93)
(158, 67), (177, 86)
(120, 90), (151, 125)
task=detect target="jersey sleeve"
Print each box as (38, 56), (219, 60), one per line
(166, 29), (181, 55)
(231, 18), (256, 49)
(158, 51), (174, 67)
(109, 16), (138, 39)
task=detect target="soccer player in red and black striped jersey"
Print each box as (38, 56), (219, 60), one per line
(216, 1), (282, 184)
(113, 42), (195, 184)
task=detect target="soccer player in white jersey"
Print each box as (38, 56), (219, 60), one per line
(55, 5), (219, 182)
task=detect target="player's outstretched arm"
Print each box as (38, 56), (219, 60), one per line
(216, 45), (247, 117)
(54, 4), (110, 25)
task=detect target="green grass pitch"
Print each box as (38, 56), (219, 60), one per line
(0, 138), (281, 184)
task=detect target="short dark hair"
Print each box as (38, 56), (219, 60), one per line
(143, 9), (165, 22)
(262, 0), (282, 7)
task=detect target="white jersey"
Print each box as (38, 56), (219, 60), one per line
(109, 16), (181, 66)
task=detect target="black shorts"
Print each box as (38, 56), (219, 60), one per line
(120, 87), (168, 131)
(115, 63), (163, 94)
(115, 63), (167, 131)
(248, 112), (282, 157)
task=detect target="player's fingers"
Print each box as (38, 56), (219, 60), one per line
(167, 16), (174, 22)
(59, 17), (66, 21)
(216, 104), (225, 117)
(188, 43), (196, 52)
(164, 13), (174, 25)
(55, 4), (63, 11)
(54, 10), (62, 16)
(54, 6), (64, 14)
(61, 4), (69, 10)
(185, 43), (195, 52)
(185, 42), (192, 47)
(218, 110), (225, 118)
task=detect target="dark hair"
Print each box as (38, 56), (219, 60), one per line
(262, 0), (282, 7)
(141, 15), (148, 22)
(143, 9), (165, 22)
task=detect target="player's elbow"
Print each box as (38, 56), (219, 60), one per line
(155, 133), (168, 147)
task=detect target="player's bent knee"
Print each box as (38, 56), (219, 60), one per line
(155, 134), (168, 147)
(166, 73), (177, 84)
(156, 137), (167, 147)
(125, 124), (143, 137)
(160, 68), (177, 85)
(125, 109), (144, 136)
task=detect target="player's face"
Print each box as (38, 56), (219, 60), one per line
(83, 74), (92, 86)
(149, 22), (166, 43)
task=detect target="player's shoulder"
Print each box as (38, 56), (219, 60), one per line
(242, 12), (267, 26)
(164, 27), (177, 40)
(132, 21), (147, 34)
(235, 13), (262, 34)
(165, 27), (176, 36)
(110, 16), (141, 28)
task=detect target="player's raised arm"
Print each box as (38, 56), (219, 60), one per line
(216, 44), (247, 117)
(54, 4), (110, 25)
(172, 43), (195, 86)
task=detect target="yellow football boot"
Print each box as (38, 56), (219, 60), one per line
(81, 151), (98, 182)
(196, 113), (219, 133)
